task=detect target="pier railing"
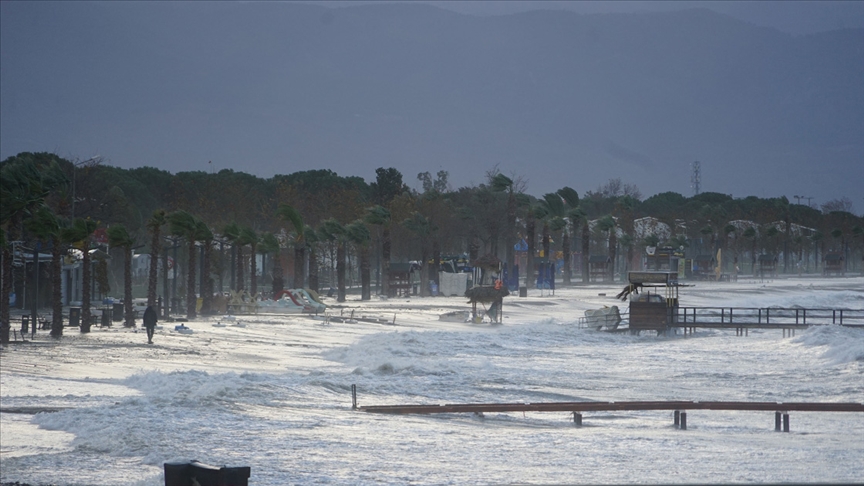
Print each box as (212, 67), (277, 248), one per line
(675, 307), (864, 329)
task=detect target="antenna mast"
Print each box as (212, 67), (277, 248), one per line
(691, 161), (701, 196)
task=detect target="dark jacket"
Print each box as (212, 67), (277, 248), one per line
(143, 306), (158, 328)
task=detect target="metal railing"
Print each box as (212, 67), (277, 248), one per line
(675, 307), (864, 328)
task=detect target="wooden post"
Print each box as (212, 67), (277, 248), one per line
(783, 413), (790, 432)
(351, 384), (357, 410)
(775, 411), (782, 431)
(680, 412), (687, 430)
(674, 410), (680, 427)
(573, 412), (582, 426)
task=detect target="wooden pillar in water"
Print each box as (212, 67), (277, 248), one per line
(674, 410), (680, 427)
(680, 412), (687, 430)
(775, 411), (782, 431)
(573, 412), (582, 426)
(783, 413), (790, 432)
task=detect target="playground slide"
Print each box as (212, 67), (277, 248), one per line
(304, 288), (326, 305)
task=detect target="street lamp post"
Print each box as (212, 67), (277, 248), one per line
(71, 155), (100, 219)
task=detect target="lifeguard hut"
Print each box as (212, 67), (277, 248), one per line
(619, 271), (680, 335)
(645, 246), (683, 274)
(823, 253), (845, 276)
(387, 262), (418, 297)
(757, 254), (778, 278)
(588, 255), (611, 282)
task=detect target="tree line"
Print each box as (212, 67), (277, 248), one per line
(2, 152), (862, 343)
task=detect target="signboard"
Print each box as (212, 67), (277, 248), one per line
(628, 271), (677, 285)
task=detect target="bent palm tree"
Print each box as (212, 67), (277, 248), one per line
(346, 220), (372, 300)
(146, 209), (166, 307)
(276, 204), (304, 289)
(107, 224), (136, 327)
(63, 218), (98, 332)
(168, 210), (199, 319)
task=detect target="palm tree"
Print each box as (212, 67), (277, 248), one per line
(195, 220), (214, 314)
(305, 225), (321, 292)
(1, 156), (68, 343)
(490, 173), (517, 268)
(107, 224), (136, 327)
(168, 210), (199, 319)
(259, 232), (282, 298)
(63, 218), (98, 332)
(597, 215), (617, 281)
(240, 226), (259, 297)
(276, 204), (304, 289)
(346, 220), (372, 300)
(402, 211), (434, 296)
(320, 218), (347, 302)
(222, 222), (242, 291)
(24, 206), (64, 337)
(743, 226), (758, 274)
(145, 209), (166, 307)
(365, 205), (391, 296)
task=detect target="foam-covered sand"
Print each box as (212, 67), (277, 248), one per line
(2, 276), (862, 485)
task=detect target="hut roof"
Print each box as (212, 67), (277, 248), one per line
(472, 253), (502, 270)
(588, 255), (611, 264)
(824, 253), (844, 262)
(757, 254), (778, 262)
(388, 262), (419, 274)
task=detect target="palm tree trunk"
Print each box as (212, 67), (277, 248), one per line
(609, 229), (617, 282)
(562, 229), (571, 285)
(581, 221), (590, 283)
(360, 245), (370, 300)
(124, 246), (134, 327)
(294, 246), (306, 289)
(236, 246), (244, 291)
(272, 249), (284, 297)
(201, 242), (212, 314)
(147, 229), (161, 307)
(336, 241), (346, 302)
(250, 242), (257, 297)
(1, 244), (12, 344)
(186, 239), (197, 318)
(526, 213), (536, 289)
(381, 227), (391, 297)
(81, 239), (92, 333)
(51, 235), (63, 338)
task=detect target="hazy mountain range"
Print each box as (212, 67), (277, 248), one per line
(1, 2), (861, 205)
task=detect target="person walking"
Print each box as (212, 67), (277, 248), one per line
(143, 305), (158, 344)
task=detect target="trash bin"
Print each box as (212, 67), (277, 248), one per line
(101, 308), (112, 327)
(21, 316), (29, 334)
(519, 286), (527, 298)
(69, 307), (81, 327)
(164, 460), (250, 486)
(112, 303), (124, 321)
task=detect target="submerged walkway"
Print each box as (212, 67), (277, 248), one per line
(351, 386), (864, 432)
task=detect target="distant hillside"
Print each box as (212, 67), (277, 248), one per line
(1, 2), (861, 201)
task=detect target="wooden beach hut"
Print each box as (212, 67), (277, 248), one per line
(588, 255), (611, 282)
(823, 253), (845, 276)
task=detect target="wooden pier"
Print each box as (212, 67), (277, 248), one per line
(351, 386), (863, 432)
(673, 307), (864, 336)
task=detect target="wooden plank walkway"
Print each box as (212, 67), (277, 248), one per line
(351, 386), (863, 431)
(356, 400), (864, 415)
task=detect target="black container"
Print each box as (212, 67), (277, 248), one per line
(112, 303), (124, 321)
(164, 461), (250, 486)
(519, 286), (527, 297)
(100, 308), (111, 327)
(21, 316), (29, 333)
(69, 307), (81, 327)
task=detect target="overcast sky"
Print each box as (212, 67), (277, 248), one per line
(324, 0), (864, 34)
(1, 1), (862, 209)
